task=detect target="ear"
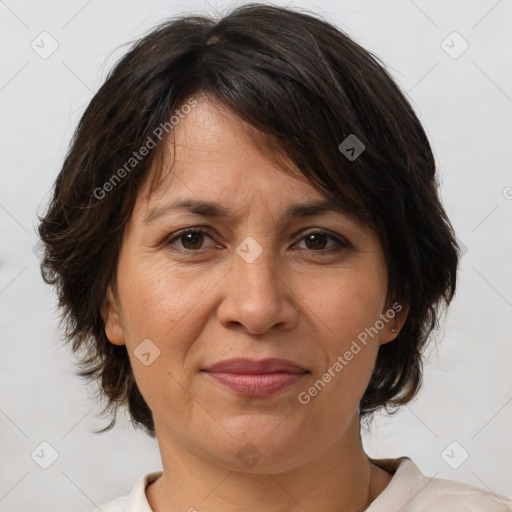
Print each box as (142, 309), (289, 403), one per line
(101, 285), (126, 346)
(379, 301), (409, 345)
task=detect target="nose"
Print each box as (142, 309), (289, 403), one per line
(216, 246), (299, 335)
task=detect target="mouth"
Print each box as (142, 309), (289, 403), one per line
(201, 358), (309, 398)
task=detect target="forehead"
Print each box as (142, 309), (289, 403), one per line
(138, 94), (320, 206)
(131, 94), (372, 236)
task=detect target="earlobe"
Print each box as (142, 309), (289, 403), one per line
(102, 286), (126, 346)
(380, 302), (410, 345)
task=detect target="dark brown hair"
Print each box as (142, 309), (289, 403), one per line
(37, 3), (459, 438)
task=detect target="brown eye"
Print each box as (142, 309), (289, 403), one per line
(165, 228), (216, 251)
(296, 230), (349, 254)
(179, 231), (205, 250)
(304, 233), (329, 250)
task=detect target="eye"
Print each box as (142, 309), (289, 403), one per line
(295, 230), (349, 254)
(165, 228), (217, 251)
(163, 228), (350, 255)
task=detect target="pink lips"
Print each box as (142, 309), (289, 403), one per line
(202, 358), (308, 397)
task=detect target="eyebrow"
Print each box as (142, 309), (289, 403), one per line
(143, 198), (355, 224)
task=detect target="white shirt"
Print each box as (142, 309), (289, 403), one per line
(92, 457), (512, 511)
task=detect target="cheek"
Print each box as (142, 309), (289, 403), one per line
(116, 259), (210, 424)
(118, 257), (203, 333)
(297, 266), (385, 405)
(304, 265), (387, 346)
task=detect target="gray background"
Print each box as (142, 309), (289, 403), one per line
(1, 0), (511, 510)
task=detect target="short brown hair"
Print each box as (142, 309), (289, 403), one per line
(37, 3), (459, 438)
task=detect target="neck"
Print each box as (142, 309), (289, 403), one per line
(147, 414), (392, 512)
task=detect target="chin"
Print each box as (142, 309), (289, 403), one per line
(201, 416), (315, 472)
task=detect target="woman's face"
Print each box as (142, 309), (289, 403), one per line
(104, 94), (404, 472)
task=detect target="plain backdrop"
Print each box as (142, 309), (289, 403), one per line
(1, 0), (511, 510)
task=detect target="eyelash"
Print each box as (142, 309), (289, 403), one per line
(163, 227), (350, 255)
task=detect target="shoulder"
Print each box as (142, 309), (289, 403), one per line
(368, 457), (512, 511)
(423, 476), (512, 511)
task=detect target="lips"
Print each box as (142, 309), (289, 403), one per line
(204, 358), (307, 374)
(202, 358), (309, 397)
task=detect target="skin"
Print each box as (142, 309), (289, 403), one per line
(103, 92), (409, 512)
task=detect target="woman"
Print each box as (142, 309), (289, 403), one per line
(38, 3), (511, 511)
